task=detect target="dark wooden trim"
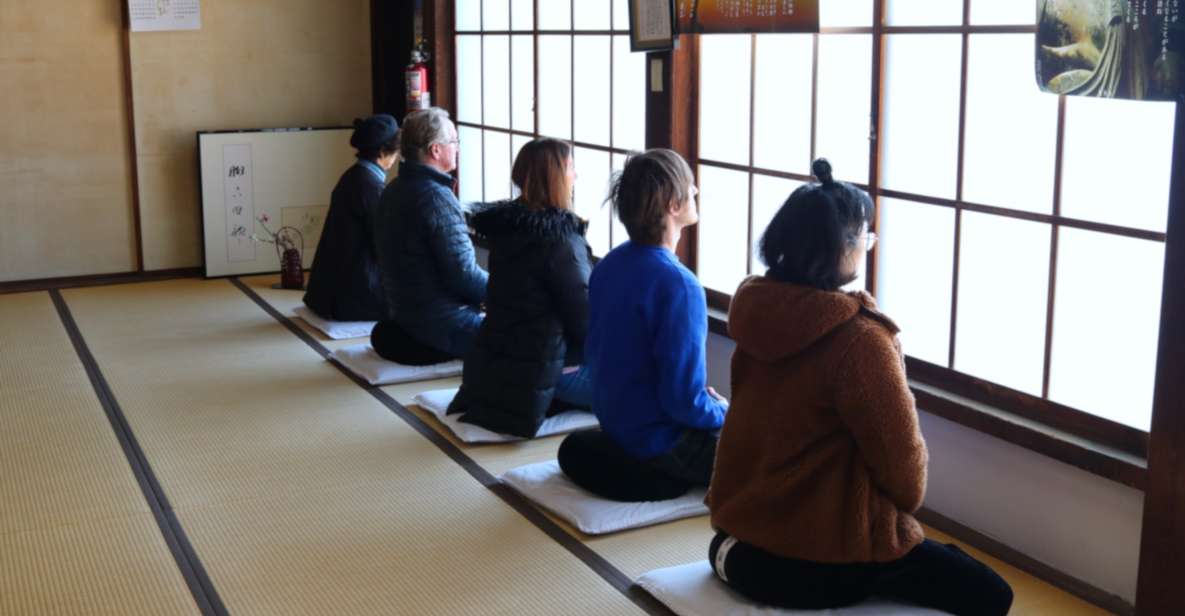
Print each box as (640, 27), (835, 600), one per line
(912, 384), (1146, 491)
(51, 290), (227, 615)
(707, 308), (730, 337)
(947, 0), (971, 367)
(1042, 96), (1068, 398)
(532, 0), (540, 135)
(705, 311), (1147, 488)
(568, 0), (575, 150)
(426, 0), (456, 117)
(456, 29), (627, 36)
(745, 34), (757, 275)
(667, 34), (700, 268)
(118, 5), (144, 272)
(876, 189), (1168, 242)
(907, 357), (1149, 458)
(809, 33), (819, 162)
(0, 268), (202, 296)
(864, 0), (886, 298)
(699, 158), (821, 185)
(705, 288), (734, 314)
(369, 0), (418, 118)
(880, 24), (1035, 34)
(916, 508), (1134, 616)
(231, 278), (675, 616)
(1135, 99), (1185, 616)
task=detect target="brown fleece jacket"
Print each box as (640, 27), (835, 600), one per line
(706, 276), (928, 563)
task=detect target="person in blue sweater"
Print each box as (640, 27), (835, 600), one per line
(557, 148), (729, 502)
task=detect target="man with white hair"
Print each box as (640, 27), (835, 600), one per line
(371, 107), (488, 364)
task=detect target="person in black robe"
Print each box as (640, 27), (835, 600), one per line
(303, 114), (399, 321)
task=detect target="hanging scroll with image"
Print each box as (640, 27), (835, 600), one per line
(1037, 0), (1183, 100)
(675, 0), (819, 34)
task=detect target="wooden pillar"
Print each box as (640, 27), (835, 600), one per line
(423, 0), (456, 119)
(647, 35), (699, 268)
(369, 0), (417, 118)
(1135, 100), (1185, 615)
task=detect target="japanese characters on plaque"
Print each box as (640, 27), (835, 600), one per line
(222, 144), (256, 263)
(676, 0), (818, 34)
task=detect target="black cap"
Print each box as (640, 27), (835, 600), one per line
(349, 114), (399, 150)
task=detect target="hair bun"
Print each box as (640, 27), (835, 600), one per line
(811, 158), (834, 185)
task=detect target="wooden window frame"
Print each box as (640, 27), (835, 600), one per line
(688, 1), (1167, 461)
(447, 0), (642, 252)
(430, 2), (1185, 612)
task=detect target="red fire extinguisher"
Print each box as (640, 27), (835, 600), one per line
(406, 45), (430, 111)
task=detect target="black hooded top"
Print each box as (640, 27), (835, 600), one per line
(303, 162), (387, 321)
(447, 200), (593, 438)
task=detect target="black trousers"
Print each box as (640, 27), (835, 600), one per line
(370, 320), (457, 366)
(709, 532), (1013, 616)
(557, 428), (717, 502)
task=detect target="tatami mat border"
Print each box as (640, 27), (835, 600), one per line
(229, 277), (674, 616)
(50, 289), (227, 616)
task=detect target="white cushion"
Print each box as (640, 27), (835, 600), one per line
(293, 306), (376, 340)
(329, 344), (462, 385)
(636, 561), (947, 615)
(413, 388), (599, 444)
(497, 460), (707, 535)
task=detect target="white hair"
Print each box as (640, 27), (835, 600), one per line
(399, 107), (453, 162)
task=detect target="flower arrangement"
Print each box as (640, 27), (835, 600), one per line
(251, 214), (306, 289)
(251, 214), (304, 256)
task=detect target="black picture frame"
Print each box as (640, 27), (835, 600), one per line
(628, 0), (675, 53)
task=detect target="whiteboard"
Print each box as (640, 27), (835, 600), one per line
(198, 128), (356, 278)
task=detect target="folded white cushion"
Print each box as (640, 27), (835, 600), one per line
(498, 460), (707, 535)
(413, 388), (599, 444)
(636, 561), (947, 615)
(329, 344), (462, 385)
(293, 306), (376, 340)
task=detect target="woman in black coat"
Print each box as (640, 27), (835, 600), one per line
(447, 138), (594, 438)
(303, 115), (399, 322)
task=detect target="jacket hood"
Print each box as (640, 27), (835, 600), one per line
(471, 200), (587, 241)
(728, 276), (899, 362)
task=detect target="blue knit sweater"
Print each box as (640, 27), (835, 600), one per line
(585, 241), (728, 458)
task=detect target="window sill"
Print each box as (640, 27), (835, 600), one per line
(706, 310), (1148, 491)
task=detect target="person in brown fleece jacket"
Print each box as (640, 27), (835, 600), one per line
(705, 159), (1012, 615)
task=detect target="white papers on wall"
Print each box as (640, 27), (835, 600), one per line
(128, 0), (202, 32)
(223, 144), (256, 263)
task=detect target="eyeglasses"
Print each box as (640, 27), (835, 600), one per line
(862, 231), (878, 251)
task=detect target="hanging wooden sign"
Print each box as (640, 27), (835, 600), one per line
(1037, 0), (1183, 101)
(675, 0), (819, 34)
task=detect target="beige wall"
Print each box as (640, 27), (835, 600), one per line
(129, 0), (373, 270)
(0, 1), (137, 282)
(0, 1), (372, 282)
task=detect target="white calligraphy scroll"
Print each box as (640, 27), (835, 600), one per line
(223, 144), (256, 263)
(128, 0), (201, 32)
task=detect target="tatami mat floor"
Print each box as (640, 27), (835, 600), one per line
(0, 291), (197, 615)
(0, 276), (1115, 614)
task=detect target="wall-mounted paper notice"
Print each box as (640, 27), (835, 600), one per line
(128, 0), (201, 32)
(223, 144), (256, 263)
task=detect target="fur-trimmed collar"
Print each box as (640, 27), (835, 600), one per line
(471, 200), (588, 240)
(729, 275), (899, 362)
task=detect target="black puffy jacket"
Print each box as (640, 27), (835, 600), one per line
(373, 161), (488, 350)
(448, 201), (593, 438)
(303, 163), (386, 321)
